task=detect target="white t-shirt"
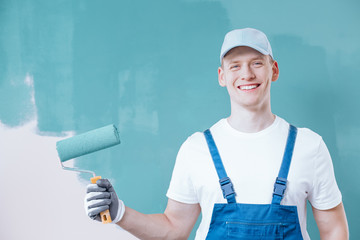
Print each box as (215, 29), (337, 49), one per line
(166, 116), (342, 240)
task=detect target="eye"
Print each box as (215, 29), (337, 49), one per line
(230, 65), (240, 70)
(253, 61), (263, 67)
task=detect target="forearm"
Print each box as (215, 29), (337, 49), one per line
(117, 206), (187, 240)
(85, 180), (198, 238)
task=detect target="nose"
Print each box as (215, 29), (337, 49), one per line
(240, 65), (255, 81)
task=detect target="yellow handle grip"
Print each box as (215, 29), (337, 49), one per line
(91, 176), (112, 224)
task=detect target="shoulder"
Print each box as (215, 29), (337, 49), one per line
(295, 127), (326, 164)
(296, 126), (323, 146)
(180, 118), (227, 151)
(181, 131), (206, 151)
(278, 117), (323, 152)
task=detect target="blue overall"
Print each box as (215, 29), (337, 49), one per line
(204, 125), (303, 240)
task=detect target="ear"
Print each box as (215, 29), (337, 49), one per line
(218, 67), (226, 87)
(271, 61), (279, 82)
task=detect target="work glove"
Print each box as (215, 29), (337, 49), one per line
(84, 178), (125, 223)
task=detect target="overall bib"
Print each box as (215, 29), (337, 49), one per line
(204, 125), (303, 240)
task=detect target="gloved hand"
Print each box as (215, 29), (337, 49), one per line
(84, 178), (125, 223)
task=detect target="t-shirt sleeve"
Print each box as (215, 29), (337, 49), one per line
(166, 138), (199, 204)
(308, 138), (342, 210)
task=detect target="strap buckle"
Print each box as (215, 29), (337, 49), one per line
(219, 177), (235, 199)
(273, 177), (287, 198)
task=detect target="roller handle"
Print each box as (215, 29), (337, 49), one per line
(91, 176), (112, 224)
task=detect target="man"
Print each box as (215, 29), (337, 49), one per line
(85, 28), (349, 239)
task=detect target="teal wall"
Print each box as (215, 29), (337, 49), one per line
(1, 0), (359, 239)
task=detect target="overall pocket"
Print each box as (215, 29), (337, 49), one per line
(226, 221), (284, 240)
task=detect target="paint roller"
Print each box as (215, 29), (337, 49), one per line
(56, 124), (120, 224)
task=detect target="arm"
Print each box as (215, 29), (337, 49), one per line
(84, 179), (201, 240)
(118, 199), (201, 240)
(312, 202), (349, 240)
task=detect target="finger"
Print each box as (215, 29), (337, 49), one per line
(86, 183), (106, 193)
(88, 205), (109, 218)
(87, 199), (112, 209)
(96, 179), (113, 189)
(86, 191), (111, 201)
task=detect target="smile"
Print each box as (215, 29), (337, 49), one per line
(238, 84), (260, 91)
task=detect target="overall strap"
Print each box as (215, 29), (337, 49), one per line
(272, 125), (298, 205)
(204, 129), (236, 204)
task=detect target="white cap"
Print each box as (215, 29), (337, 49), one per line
(220, 28), (273, 63)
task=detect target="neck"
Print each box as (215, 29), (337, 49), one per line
(227, 102), (275, 133)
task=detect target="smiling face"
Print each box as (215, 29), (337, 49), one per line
(218, 46), (279, 111)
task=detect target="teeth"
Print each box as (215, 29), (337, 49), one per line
(240, 85), (258, 90)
